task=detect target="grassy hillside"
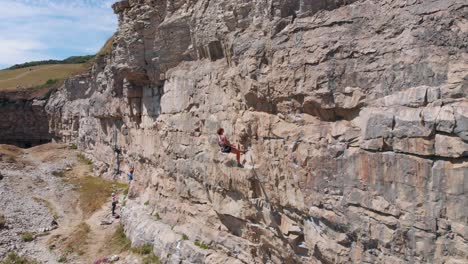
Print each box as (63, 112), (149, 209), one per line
(6, 55), (94, 70)
(0, 64), (87, 92)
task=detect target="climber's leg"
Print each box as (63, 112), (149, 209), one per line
(230, 147), (241, 166)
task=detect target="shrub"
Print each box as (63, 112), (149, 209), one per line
(45, 79), (59, 85)
(0, 252), (39, 264)
(131, 244), (153, 255)
(153, 213), (161, 220)
(110, 225), (131, 252)
(57, 255), (67, 263)
(142, 253), (161, 264)
(21, 232), (34, 242)
(194, 240), (209, 250)
(181, 234), (189, 240)
(131, 245), (161, 264)
(69, 144), (78, 150)
(144, 201), (149, 206)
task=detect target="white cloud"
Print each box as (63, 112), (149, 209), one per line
(0, 39), (51, 66)
(0, 0), (117, 68)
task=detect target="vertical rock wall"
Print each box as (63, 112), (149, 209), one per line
(0, 94), (51, 148)
(46, 0), (467, 263)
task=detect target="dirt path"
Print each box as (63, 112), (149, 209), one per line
(0, 65), (60, 82)
(0, 144), (130, 264)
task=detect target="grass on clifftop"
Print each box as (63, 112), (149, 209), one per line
(96, 35), (115, 57)
(0, 64), (86, 91)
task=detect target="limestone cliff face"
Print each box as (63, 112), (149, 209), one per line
(46, 0), (467, 263)
(0, 93), (51, 148)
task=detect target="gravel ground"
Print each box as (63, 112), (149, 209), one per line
(0, 145), (75, 263)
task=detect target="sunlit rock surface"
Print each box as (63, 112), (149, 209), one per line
(45, 0), (467, 263)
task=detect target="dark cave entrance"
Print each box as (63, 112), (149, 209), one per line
(0, 139), (52, 149)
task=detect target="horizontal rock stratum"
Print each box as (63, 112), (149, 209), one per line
(44, 0), (467, 263)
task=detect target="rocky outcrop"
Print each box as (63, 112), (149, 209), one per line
(45, 0), (467, 263)
(0, 95), (51, 148)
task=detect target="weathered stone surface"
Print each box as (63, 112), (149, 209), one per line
(393, 137), (435, 156)
(435, 134), (468, 158)
(42, 0), (468, 263)
(453, 102), (468, 141)
(0, 97), (51, 148)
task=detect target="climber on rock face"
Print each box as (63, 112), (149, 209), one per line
(217, 128), (243, 167)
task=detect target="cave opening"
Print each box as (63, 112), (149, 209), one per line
(0, 139), (52, 149)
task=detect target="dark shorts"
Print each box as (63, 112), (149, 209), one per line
(221, 146), (232, 153)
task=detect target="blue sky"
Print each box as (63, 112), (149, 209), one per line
(0, 0), (117, 69)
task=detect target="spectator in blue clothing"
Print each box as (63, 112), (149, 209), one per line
(127, 168), (134, 183)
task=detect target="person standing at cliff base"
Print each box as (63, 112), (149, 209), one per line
(111, 192), (118, 216)
(127, 168), (134, 184)
(217, 128), (243, 167)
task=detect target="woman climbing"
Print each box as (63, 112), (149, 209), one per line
(217, 128), (243, 167)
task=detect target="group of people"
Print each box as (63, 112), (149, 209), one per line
(111, 127), (243, 216)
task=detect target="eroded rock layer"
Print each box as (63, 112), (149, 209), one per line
(45, 0), (467, 263)
(0, 95), (51, 148)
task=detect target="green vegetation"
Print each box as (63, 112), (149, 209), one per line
(131, 244), (153, 255)
(144, 200), (150, 206)
(142, 252), (161, 264)
(45, 79), (59, 85)
(194, 240), (210, 250)
(21, 232), (34, 242)
(110, 227), (161, 264)
(0, 252), (39, 264)
(6, 55), (94, 70)
(77, 153), (93, 166)
(109, 225), (132, 252)
(69, 144), (78, 150)
(153, 212), (161, 220)
(181, 234), (189, 240)
(131, 245), (161, 264)
(0, 214), (6, 229)
(57, 255), (67, 263)
(63, 156), (128, 217)
(0, 63), (87, 91)
(66, 175), (127, 217)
